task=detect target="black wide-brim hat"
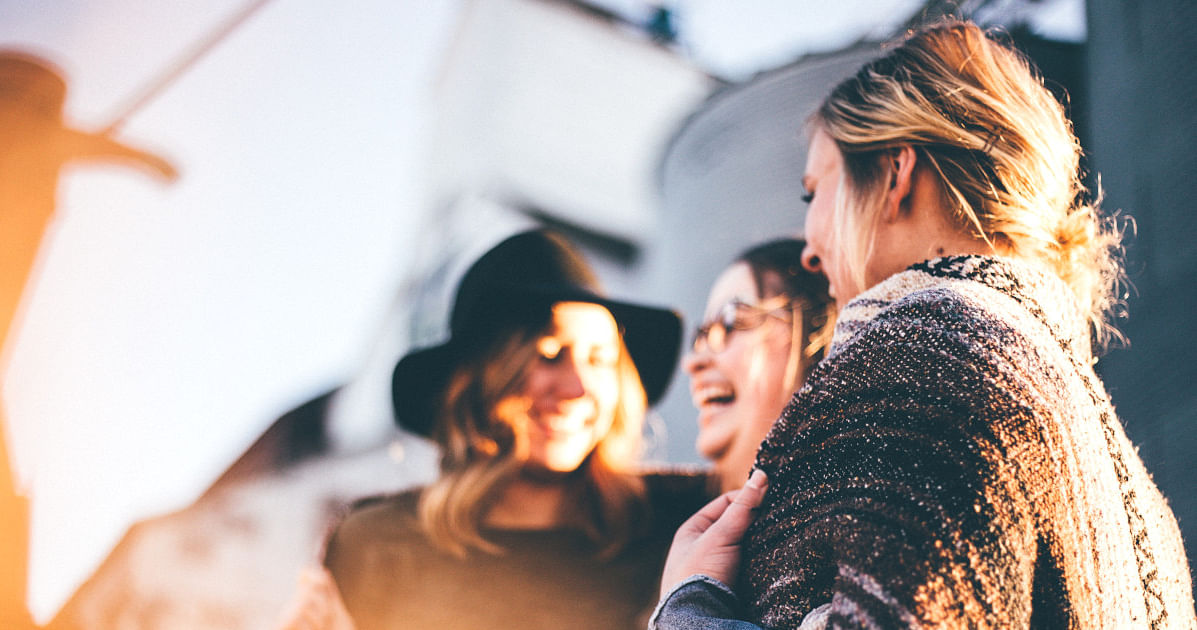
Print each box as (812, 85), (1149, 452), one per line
(392, 229), (682, 437)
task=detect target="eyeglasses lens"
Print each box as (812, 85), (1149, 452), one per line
(692, 302), (739, 353)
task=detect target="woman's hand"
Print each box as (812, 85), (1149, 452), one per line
(275, 566), (356, 630)
(660, 469), (768, 598)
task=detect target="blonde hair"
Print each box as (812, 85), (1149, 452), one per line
(813, 19), (1125, 348)
(417, 319), (648, 558)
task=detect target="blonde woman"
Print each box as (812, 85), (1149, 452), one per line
(685, 239), (833, 494)
(656, 20), (1195, 629)
(281, 229), (709, 630)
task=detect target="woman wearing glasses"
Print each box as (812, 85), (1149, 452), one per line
(684, 239), (834, 494)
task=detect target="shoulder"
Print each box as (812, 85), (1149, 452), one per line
(819, 263), (1061, 404)
(327, 487), (423, 551)
(638, 467), (715, 527)
(831, 256), (1081, 369)
(786, 289), (1035, 444)
(761, 262), (1063, 474)
(839, 278), (1005, 353)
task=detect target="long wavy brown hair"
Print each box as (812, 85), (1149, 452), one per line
(417, 314), (649, 558)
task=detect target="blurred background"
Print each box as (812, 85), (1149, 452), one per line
(0, 0), (1192, 627)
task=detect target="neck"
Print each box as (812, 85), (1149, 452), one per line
(919, 232), (996, 261)
(483, 472), (577, 530)
(868, 185), (999, 287)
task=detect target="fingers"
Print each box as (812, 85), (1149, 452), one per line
(709, 469), (768, 540)
(733, 469), (768, 509)
(677, 489), (739, 537)
(679, 469), (768, 538)
(660, 469), (769, 596)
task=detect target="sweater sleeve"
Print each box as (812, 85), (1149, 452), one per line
(649, 575), (763, 630)
(650, 576), (833, 630)
(744, 300), (1043, 629)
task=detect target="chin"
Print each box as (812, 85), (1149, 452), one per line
(695, 417), (739, 460)
(695, 441), (719, 461)
(696, 437), (733, 466)
(528, 446), (595, 476)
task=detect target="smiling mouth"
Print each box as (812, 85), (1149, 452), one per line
(532, 411), (590, 436)
(693, 385), (736, 409)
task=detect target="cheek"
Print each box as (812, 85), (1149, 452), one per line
(518, 365), (550, 400)
(584, 371), (621, 420)
(805, 199), (828, 245)
(803, 202), (819, 240)
(738, 335), (795, 409)
(714, 342), (753, 389)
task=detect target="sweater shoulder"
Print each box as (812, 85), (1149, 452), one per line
(832, 257), (1087, 368)
(829, 284), (1016, 383)
(327, 488), (423, 554)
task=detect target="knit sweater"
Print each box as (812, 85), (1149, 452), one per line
(743, 256), (1195, 629)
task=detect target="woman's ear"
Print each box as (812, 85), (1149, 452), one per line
(883, 145), (917, 221)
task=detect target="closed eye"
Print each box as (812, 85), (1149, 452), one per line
(589, 347), (618, 368)
(537, 338), (563, 362)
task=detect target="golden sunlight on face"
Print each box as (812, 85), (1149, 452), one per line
(510, 301), (621, 474)
(683, 263), (798, 492)
(801, 128), (858, 304)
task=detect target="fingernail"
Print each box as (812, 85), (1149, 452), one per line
(747, 469), (767, 487)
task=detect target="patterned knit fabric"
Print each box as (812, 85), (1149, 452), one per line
(744, 256), (1195, 629)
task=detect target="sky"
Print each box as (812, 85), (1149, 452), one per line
(0, 0), (1083, 621)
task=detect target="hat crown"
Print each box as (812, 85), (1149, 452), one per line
(448, 230), (598, 337)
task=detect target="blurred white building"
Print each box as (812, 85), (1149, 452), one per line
(15, 0), (1122, 626)
(49, 1), (715, 627)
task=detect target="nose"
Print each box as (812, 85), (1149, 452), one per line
(800, 243), (822, 274)
(682, 343), (713, 376)
(552, 356), (587, 400)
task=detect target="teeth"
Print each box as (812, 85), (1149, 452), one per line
(547, 415), (584, 432)
(532, 408), (593, 435)
(693, 385), (735, 407)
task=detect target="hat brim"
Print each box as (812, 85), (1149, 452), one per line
(391, 288), (681, 436)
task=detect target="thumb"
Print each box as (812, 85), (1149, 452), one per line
(708, 469), (768, 540)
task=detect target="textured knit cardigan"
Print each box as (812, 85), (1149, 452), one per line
(743, 256), (1195, 629)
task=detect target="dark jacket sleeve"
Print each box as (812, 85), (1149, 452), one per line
(743, 299), (1043, 629)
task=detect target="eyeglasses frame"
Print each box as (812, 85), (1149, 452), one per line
(691, 295), (798, 354)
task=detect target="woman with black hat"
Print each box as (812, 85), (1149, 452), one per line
(279, 229), (710, 630)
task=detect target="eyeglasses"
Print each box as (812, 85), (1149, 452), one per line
(691, 296), (795, 354)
